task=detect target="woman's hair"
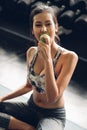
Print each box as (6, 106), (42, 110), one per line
(29, 3), (60, 44)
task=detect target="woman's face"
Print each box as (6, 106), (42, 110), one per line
(32, 11), (58, 43)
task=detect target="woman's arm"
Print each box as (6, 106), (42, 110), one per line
(45, 51), (78, 103)
(0, 47), (35, 102)
(0, 82), (32, 102)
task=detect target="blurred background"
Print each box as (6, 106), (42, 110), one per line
(0, 0), (87, 129)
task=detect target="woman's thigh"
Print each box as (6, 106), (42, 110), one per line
(0, 102), (39, 128)
(0, 112), (36, 130)
(0, 102), (26, 116)
(37, 118), (64, 130)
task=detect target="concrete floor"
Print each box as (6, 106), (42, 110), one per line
(0, 46), (87, 129)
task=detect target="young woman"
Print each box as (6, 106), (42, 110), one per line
(0, 3), (78, 130)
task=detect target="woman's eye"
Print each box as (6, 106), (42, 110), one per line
(35, 24), (41, 27)
(46, 23), (52, 26)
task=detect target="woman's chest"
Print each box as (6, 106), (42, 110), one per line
(33, 56), (45, 76)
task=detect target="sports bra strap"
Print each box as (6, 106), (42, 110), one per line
(31, 46), (62, 68)
(30, 50), (38, 66)
(53, 47), (62, 67)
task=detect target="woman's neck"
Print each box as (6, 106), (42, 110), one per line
(51, 42), (59, 59)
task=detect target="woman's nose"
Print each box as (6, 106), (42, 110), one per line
(41, 26), (47, 32)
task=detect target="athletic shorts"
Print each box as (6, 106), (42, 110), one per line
(0, 94), (66, 129)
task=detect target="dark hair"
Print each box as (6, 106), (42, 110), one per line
(29, 3), (60, 44)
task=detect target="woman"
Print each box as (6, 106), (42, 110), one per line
(0, 3), (78, 130)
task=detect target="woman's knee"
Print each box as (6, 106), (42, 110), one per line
(0, 112), (10, 129)
(37, 118), (64, 130)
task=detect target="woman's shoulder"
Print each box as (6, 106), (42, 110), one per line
(60, 46), (78, 62)
(26, 47), (38, 64)
(27, 47), (38, 57)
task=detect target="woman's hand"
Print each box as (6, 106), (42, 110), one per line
(38, 34), (52, 63)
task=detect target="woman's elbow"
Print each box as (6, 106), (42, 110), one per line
(47, 93), (59, 104)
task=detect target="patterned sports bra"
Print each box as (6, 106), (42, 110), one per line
(27, 47), (62, 94)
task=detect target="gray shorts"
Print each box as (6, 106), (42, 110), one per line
(0, 94), (66, 129)
(37, 118), (64, 130)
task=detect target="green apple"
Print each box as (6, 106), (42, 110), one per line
(40, 34), (49, 43)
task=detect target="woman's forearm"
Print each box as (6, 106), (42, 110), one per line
(45, 59), (59, 103)
(1, 84), (32, 102)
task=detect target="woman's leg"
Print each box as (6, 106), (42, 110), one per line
(37, 118), (64, 130)
(0, 101), (38, 127)
(8, 116), (36, 130)
(0, 112), (36, 130)
(0, 102), (27, 119)
(0, 112), (10, 129)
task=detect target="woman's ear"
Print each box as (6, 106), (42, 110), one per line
(55, 24), (58, 33)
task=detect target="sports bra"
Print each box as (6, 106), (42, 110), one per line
(27, 47), (62, 94)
